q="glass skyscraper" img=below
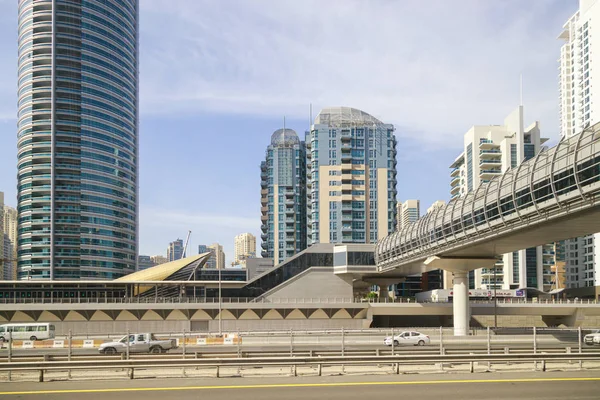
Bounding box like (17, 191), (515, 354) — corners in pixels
(260, 129), (307, 264)
(17, 0), (139, 279)
(306, 107), (397, 245)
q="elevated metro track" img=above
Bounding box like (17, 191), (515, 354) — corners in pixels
(376, 124), (600, 275)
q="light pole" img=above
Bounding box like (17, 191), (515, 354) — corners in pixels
(493, 262), (497, 329)
(218, 265), (222, 335)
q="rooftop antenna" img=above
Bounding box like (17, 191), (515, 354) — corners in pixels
(309, 103), (313, 127)
(283, 115), (286, 133)
(519, 73), (523, 106)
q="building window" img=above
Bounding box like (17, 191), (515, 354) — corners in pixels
(510, 144), (517, 168)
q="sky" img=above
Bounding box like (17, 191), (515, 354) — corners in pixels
(0, 0), (577, 264)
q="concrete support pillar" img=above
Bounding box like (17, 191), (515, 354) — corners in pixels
(379, 285), (389, 300)
(452, 271), (469, 336)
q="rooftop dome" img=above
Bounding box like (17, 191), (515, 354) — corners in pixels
(314, 107), (384, 127)
(271, 128), (300, 147)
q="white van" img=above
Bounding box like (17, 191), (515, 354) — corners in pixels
(0, 323), (56, 341)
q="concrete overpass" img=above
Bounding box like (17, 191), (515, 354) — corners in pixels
(375, 124), (600, 335)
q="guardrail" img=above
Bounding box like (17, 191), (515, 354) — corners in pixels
(2, 346), (598, 362)
(1, 296), (597, 305)
(2, 352), (599, 382)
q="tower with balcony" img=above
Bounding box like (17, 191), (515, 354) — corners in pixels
(449, 106), (552, 291)
(260, 128), (307, 264)
(306, 107), (397, 245)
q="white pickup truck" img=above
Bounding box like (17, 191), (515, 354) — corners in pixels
(98, 333), (178, 354)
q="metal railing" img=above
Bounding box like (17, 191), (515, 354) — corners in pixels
(0, 296), (597, 305)
(2, 352), (599, 382)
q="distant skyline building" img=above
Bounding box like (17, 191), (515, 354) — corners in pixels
(3, 203), (17, 281)
(397, 200), (420, 231)
(234, 233), (256, 263)
(16, 0), (139, 280)
(150, 255), (168, 266)
(199, 244), (216, 269)
(449, 106), (554, 292)
(137, 255), (154, 271)
(426, 201), (446, 214)
(208, 243), (225, 269)
(306, 107), (397, 246)
(167, 239), (184, 262)
(0, 192), (5, 279)
(260, 128), (307, 264)
(558, 0), (600, 292)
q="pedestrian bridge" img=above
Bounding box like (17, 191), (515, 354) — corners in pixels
(376, 123), (600, 274)
(375, 124), (600, 336)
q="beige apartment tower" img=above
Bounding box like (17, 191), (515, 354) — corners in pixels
(208, 243), (225, 269)
(234, 233), (256, 264)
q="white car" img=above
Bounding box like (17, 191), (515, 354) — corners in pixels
(584, 329), (600, 346)
(384, 331), (430, 346)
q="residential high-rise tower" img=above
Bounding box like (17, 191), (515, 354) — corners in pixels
(449, 106), (554, 291)
(396, 200), (419, 232)
(234, 233), (256, 263)
(167, 239), (183, 262)
(558, 0), (600, 292)
(208, 243), (225, 269)
(306, 107), (397, 245)
(260, 128), (307, 264)
(16, 0), (139, 279)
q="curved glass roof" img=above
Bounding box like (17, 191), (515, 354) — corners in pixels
(314, 107), (384, 127)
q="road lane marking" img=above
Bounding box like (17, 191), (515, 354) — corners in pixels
(1, 376), (600, 395)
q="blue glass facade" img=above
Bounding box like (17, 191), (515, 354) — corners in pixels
(17, 0), (138, 280)
(260, 129), (307, 264)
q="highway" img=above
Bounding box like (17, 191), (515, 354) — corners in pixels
(0, 371), (598, 399)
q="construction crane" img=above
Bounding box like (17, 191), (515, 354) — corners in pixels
(181, 230), (191, 260)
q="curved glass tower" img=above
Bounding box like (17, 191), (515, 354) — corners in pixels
(17, 0), (138, 280)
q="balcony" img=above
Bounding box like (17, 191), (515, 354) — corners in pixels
(479, 169), (501, 179)
(450, 185), (460, 196)
(479, 159), (502, 169)
(450, 175), (460, 187)
(285, 207), (295, 214)
(479, 139), (500, 150)
(342, 224), (352, 231)
(479, 149), (502, 159)
(450, 167), (460, 177)
(261, 188), (267, 196)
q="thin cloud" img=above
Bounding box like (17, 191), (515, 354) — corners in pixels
(139, 0), (574, 147)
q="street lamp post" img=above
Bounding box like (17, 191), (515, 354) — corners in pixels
(493, 263), (497, 329)
(218, 265), (222, 335)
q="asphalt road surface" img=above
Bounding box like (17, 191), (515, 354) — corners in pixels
(0, 371), (598, 399)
